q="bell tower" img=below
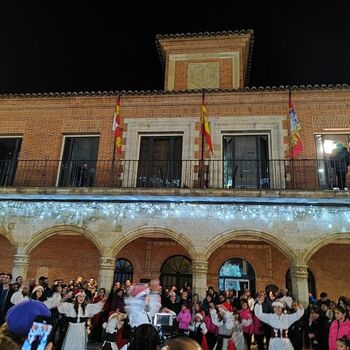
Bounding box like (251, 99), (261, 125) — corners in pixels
(156, 30), (254, 91)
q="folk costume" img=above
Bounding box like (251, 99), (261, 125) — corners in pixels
(254, 300), (304, 350)
(210, 303), (235, 350)
(57, 291), (105, 350)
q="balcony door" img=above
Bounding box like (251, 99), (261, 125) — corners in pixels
(0, 138), (22, 186)
(223, 135), (269, 189)
(58, 136), (99, 187)
(137, 136), (182, 188)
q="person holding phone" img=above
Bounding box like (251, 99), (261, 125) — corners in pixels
(0, 299), (52, 350)
(57, 290), (107, 350)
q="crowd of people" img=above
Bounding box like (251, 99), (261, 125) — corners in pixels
(0, 271), (349, 350)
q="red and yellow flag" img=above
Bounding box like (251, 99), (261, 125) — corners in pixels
(112, 95), (122, 157)
(201, 92), (214, 155)
(288, 91), (303, 158)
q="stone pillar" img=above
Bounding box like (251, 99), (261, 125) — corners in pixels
(192, 260), (208, 300)
(289, 265), (309, 307)
(98, 257), (116, 290)
(12, 253), (30, 280)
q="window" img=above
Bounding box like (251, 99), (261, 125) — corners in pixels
(218, 258), (256, 297)
(0, 137), (22, 186)
(223, 135), (269, 189)
(315, 134), (350, 189)
(115, 259), (133, 284)
(137, 136), (182, 188)
(160, 255), (192, 291)
(58, 136), (99, 187)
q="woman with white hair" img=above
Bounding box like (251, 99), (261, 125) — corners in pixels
(254, 296), (304, 350)
(57, 290), (106, 350)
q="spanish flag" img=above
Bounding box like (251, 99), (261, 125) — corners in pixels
(112, 95), (122, 157)
(288, 91), (303, 158)
(201, 92), (214, 155)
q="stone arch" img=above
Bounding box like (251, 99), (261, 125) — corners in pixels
(304, 232), (350, 264)
(111, 226), (197, 260)
(0, 227), (17, 247)
(25, 225), (104, 255)
(203, 229), (297, 264)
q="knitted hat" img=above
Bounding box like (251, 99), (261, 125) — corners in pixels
(272, 299), (286, 309)
(194, 313), (203, 320)
(6, 299), (51, 335)
(218, 302), (233, 313)
(31, 285), (44, 295)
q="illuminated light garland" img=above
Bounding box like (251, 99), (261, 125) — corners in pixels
(0, 201), (349, 233)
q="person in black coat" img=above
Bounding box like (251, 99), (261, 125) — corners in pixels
(330, 143), (350, 190)
(307, 305), (329, 350)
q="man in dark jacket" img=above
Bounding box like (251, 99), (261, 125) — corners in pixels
(0, 273), (14, 325)
(330, 143), (350, 190)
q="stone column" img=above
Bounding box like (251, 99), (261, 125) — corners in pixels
(289, 265), (309, 307)
(98, 257), (116, 290)
(12, 253), (30, 280)
(192, 260), (208, 300)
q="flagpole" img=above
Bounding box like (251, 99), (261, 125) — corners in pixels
(288, 89), (295, 189)
(200, 91), (205, 187)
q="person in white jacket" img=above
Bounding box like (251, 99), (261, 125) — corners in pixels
(10, 281), (30, 305)
(254, 296), (304, 350)
(58, 290), (106, 350)
(210, 303), (235, 350)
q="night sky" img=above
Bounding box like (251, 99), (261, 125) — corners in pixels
(1, 3), (350, 94)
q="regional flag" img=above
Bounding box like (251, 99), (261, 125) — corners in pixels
(289, 91), (303, 158)
(201, 92), (214, 155)
(112, 95), (122, 157)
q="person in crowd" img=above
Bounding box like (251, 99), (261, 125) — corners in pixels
(231, 310), (245, 350)
(28, 278), (36, 294)
(207, 287), (220, 305)
(330, 142), (350, 190)
(192, 302), (205, 322)
(0, 273), (14, 326)
(164, 292), (180, 315)
(30, 285), (62, 309)
(317, 292), (331, 309)
(241, 288), (255, 311)
(87, 278), (98, 296)
(329, 305), (350, 350)
(38, 276), (52, 298)
(57, 290), (106, 350)
(90, 287), (108, 343)
(126, 323), (162, 350)
(10, 281), (30, 305)
(188, 312), (208, 350)
(321, 301), (334, 323)
(336, 336), (350, 350)
(253, 296), (266, 350)
(0, 299), (52, 350)
(202, 294), (214, 316)
(101, 310), (126, 350)
(309, 291), (317, 304)
(14, 276), (23, 287)
(288, 300), (306, 350)
(204, 302), (218, 350)
(160, 336), (202, 350)
(254, 296), (304, 350)
(176, 302), (191, 335)
(277, 287), (294, 310)
(210, 302), (235, 350)
(239, 298), (254, 349)
(307, 305), (329, 350)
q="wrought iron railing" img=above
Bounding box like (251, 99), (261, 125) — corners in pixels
(0, 159), (348, 190)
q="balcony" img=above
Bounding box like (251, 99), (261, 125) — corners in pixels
(0, 159), (348, 191)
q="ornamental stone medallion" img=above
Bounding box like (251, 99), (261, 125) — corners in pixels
(188, 62), (219, 89)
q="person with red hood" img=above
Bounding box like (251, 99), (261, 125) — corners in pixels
(210, 302), (235, 350)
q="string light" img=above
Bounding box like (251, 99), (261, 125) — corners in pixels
(0, 200), (349, 234)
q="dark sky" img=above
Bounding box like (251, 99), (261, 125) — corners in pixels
(1, 3), (350, 94)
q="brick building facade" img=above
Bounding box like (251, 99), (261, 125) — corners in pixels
(0, 30), (349, 304)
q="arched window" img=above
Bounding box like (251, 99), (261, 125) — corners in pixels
(114, 258), (133, 284)
(285, 268), (316, 297)
(218, 258), (256, 297)
(160, 255), (192, 291)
